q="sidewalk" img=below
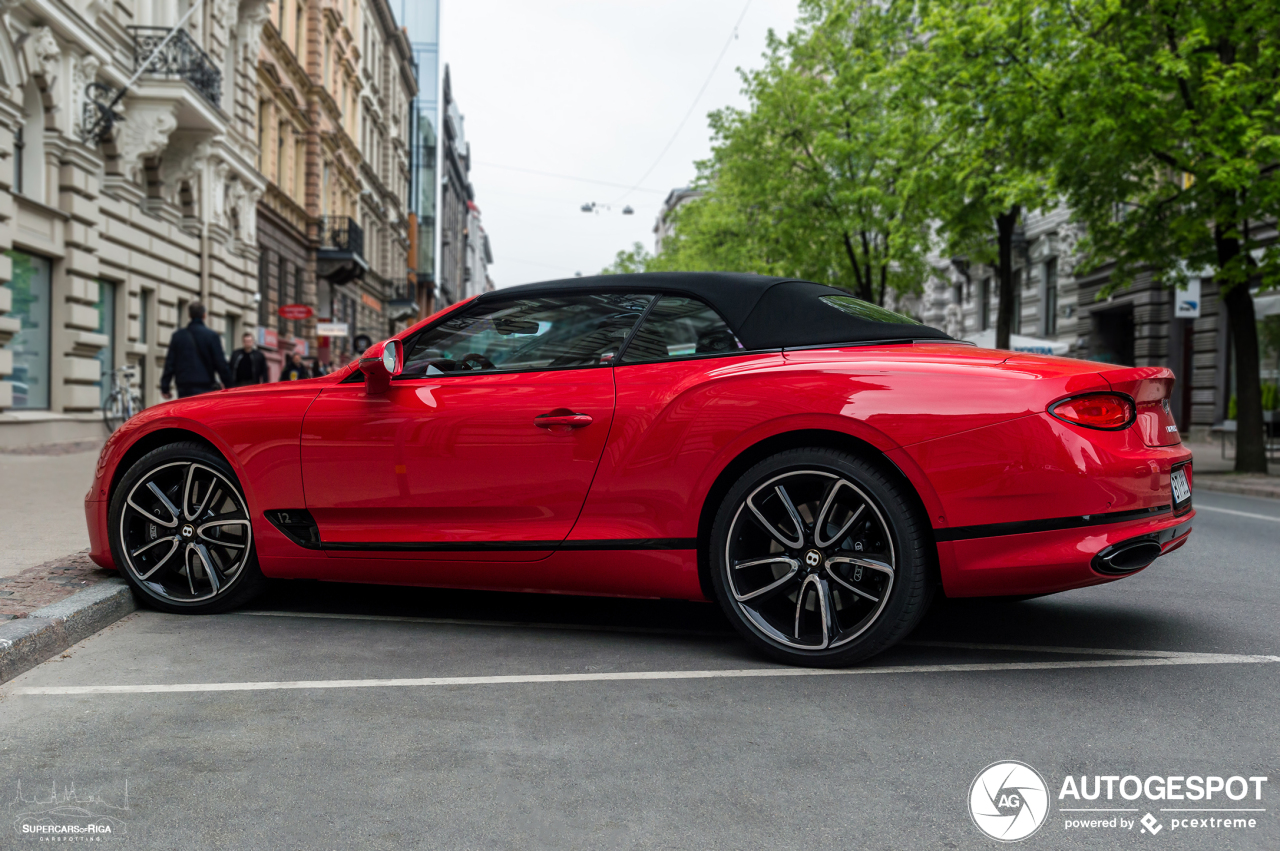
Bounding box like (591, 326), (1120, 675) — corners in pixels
(1187, 439), (1280, 500)
(0, 441), (101, 579)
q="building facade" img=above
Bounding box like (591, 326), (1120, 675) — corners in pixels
(436, 64), (471, 310)
(0, 0), (268, 445)
(255, 0), (414, 373)
(398, 0), (439, 324)
(653, 186), (702, 254)
(462, 200), (493, 298)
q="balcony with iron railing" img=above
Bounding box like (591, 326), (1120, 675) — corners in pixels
(316, 216), (368, 286)
(129, 27), (221, 107)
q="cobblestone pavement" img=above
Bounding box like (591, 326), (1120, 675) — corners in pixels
(0, 551), (114, 620)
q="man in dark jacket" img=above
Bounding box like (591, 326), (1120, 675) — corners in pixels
(228, 332), (269, 387)
(278, 352), (310, 382)
(160, 302), (233, 399)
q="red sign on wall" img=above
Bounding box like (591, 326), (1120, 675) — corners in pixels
(278, 304), (313, 320)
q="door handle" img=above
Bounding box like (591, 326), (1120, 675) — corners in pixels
(535, 410), (593, 429)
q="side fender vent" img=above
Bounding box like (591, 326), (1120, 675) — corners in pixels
(265, 509), (322, 550)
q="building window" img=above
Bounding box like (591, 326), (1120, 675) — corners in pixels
(139, 289), (151, 344)
(277, 121), (288, 184)
(1012, 269), (1023, 335)
(277, 255), (289, 335)
(13, 126), (22, 195)
(223, 314), (237, 357)
(3, 251), (53, 409)
(257, 100), (268, 172)
(258, 253), (271, 327)
(94, 281), (118, 407)
(294, 266), (304, 338)
(1044, 258), (1059, 337)
(224, 27), (238, 113)
(979, 277), (991, 331)
(295, 3), (305, 55)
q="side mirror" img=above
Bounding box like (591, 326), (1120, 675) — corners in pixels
(359, 338), (404, 394)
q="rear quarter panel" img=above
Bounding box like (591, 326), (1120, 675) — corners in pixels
(569, 344), (1113, 543)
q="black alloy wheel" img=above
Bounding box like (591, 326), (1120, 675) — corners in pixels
(108, 442), (265, 613)
(710, 447), (933, 667)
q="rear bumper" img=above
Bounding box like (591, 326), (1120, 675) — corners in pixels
(938, 507), (1193, 598)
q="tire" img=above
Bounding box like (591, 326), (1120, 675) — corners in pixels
(709, 447), (933, 667)
(108, 441), (265, 614)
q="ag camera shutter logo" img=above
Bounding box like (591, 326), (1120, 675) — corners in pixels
(969, 761), (1050, 842)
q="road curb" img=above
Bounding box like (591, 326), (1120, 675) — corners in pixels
(0, 578), (136, 684)
(1194, 478), (1280, 501)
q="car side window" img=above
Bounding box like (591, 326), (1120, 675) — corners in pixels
(399, 293), (653, 378)
(619, 295), (743, 364)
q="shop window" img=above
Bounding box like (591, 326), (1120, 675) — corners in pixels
(95, 281), (117, 407)
(2, 251), (52, 409)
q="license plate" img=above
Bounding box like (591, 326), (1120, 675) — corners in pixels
(1171, 467), (1191, 507)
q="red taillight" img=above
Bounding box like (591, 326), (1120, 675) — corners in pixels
(1049, 393), (1135, 430)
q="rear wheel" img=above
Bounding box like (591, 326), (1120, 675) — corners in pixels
(709, 447), (933, 667)
(108, 442), (265, 613)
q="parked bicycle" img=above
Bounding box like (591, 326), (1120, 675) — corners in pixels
(103, 365), (144, 432)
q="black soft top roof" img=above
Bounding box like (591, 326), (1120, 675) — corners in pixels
(476, 272), (952, 350)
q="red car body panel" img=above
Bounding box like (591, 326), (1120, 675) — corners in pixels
(299, 367), (616, 557)
(86, 322), (1193, 603)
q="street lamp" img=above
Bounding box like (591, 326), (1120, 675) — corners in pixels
(581, 202), (635, 215)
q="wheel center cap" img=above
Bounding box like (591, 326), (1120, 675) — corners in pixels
(180, 524), (195, 539)
(803, 549), (823, 569)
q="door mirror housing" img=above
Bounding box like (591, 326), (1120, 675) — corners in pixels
(359, 338), (404, 394)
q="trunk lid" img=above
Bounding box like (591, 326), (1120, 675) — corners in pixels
(1098, 366), (1181, 446)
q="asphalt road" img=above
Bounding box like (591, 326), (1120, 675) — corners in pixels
(1, 489), (1276, 850)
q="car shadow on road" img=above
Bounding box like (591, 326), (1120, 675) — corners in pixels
(249, 579), (1209, 660)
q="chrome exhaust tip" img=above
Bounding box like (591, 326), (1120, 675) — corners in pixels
(1091, 539), (1164, 575)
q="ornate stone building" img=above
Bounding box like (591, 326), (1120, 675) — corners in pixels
(0, 0), (267, 444)
(254, 0), (414, 373)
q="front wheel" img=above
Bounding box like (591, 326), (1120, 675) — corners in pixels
(108, 441), (265, 613)
(709, 448), (933, 667)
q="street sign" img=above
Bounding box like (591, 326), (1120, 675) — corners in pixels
(1175, 278), (1201, 319)
(315, 322), (349, 337)
(278, 304), (313, 320)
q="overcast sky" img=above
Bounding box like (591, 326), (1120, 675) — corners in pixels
(438, 0), (802, 287)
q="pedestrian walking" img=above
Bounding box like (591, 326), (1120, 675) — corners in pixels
(228, 332), (269, 387)
(278, 352), (310, 382)
(160, 302), (232, 399)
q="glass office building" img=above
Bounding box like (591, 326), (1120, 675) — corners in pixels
(400, 0), (440, 285)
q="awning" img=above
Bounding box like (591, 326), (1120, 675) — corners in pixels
(963, 328), (1071, 356)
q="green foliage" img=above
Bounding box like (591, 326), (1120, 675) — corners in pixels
(1263, 383), (1278, 413)
(600, 243), (654, 275)
(647, 0), (943, 304)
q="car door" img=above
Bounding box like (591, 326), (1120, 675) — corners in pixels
(300, 291), (651, 558)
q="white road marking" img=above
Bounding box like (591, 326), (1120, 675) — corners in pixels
(1195, 504), (1280, 523)
(9, 652), (1278, 696)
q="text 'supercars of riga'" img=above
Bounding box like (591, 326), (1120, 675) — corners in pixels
(87, 273), (1193, 666)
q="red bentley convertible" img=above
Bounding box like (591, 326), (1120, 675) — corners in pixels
(86, 273), (1194, 666)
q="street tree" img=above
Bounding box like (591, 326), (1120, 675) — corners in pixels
(1044, 0), (1274, 470)
(1017, 0), (1279, 473)
(651, 0), (943, 306)
(913, 0), (1059, 350)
